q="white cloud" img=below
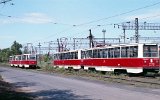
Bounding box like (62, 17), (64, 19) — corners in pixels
(0, 12), (54, 24)
(0, 35), (15, 40)
(20, 13), (53, 24)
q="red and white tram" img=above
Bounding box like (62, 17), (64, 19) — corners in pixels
(53, 43), (160, 74)
(9, 54), (37, 68)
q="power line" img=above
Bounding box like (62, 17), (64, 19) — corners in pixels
(140, 14), (160, 20)
(0, 0), (13, 17)
(0, 0), (12, 4)
(76, 1), (160, 26)
(30, 12), (160, 47)
(21, 1), (160, 47)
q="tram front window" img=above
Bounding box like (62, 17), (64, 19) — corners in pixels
(29, 55), (36, 60)
(143, 45), (158, 57)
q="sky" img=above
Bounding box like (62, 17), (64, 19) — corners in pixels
(0, 0), (160, 49)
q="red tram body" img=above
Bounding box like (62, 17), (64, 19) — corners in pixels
(53, 43), (160, 74)
(9, 54), (37, 68)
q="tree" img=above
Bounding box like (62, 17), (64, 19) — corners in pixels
(10, 41), (22, 55)
(0, 48), (11, 62)
(0, 41), (22, 63)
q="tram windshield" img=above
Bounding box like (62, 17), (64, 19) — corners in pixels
(29, 55), (37, 60)
(143, 45), (158, 57)
(9, 56), (12, 60)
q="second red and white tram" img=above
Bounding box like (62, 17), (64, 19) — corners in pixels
(9, 54), (37, 68)
(53, 43), (160, 74)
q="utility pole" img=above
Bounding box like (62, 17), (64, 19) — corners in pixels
(88, 29), (94, 48)
(73, 38), (76, 50)
(135, 18), (139, 43)
(44, 41), (53, 55)
(89, 29), (92, 48)
(48, 41), (51, 55)
(37, 42), (41, 64)
(123, 28), (126, 43)
(37, 43), (41, 55)
(102, 29), (106, 46)
(57, 39), (60, 52)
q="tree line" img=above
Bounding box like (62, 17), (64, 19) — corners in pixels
(0, 41), (22, 62)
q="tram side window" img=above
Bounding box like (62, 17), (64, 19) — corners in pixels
(65, 53), (68, 59)
(56, 54), (60, 60)
(63, 53), (66, 59)
(81, 51), (86, 59)
(53, 54), (55, 59)
(18, 56), (21, 60)
(71, 52), (78, 59)
(22, 55), (28, 60)
(75, 52), (78, 59)
(121, 47), (128, 57)
(59, 54), (62, 60)
(130, 46), (138, 57)
(69, 52), (72, 59)
(57, 54), (60, 60)
(86, 50), (92, 58)
(103, 49), (108, 58)
(22, 55), (25, 60)
(60, 54), (63, 59)
(68, 53), (70, 59)
(69, 53), (71, 59)
(61, 53), (65, 59)
(66, 53), (69, 59)
(114, 47), (120, 58)
(143, 45), (158, 57)
(108, 48), (114, 58)
(85, 51), (88, 58)
(97, 49), (101, 58)
(9, 56), (12, 61)
(63, 53), (65, 59)
(99, 49), (104, 58)
(93, 49), (98, 58)
(53, 54), (57, 60)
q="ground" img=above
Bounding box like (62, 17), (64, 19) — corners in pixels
(0, 75), (34, 100)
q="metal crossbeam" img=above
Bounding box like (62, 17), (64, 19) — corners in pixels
(117, 18), (160, 43)
(130, 37), (160, 40)
(122, 22), (160, 30)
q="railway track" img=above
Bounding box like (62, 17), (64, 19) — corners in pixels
(104, 75), (160, 88)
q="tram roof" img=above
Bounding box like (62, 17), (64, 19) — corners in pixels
(54, 43), (159, 54)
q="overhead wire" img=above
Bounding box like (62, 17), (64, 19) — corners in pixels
(45, 1), (160, 41)
(113, 14), (160, 27)
(75, 1), (160, 26)
(35, 11), (160, 44)
(3, 1), (159, 46)
(139, 14), (160, 20)
(0, 0), (13, 17)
